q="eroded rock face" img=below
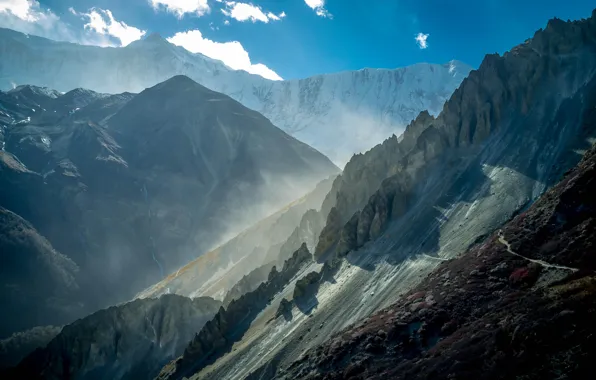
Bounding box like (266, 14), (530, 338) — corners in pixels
(293, 271), (322, 300)
(334, 176), (412, 257)
(157, 244), (313, 380)
(222, 262), (276, 306)
(313, 9), (596, 263)
(272, 208), (327, 265)
(279, 138), (596, 380)
(7, 295), (221, 380)
(314, 207), (343, 259)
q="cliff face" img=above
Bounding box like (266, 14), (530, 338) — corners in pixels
(314, 10), (596, 261)
(279, 139), (596, 379)
(157, 244), (313, 380)
(8, 295), (221, 380)
(222, 262), (276, 306)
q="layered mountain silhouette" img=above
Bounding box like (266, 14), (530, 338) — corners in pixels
(0, 28), (471, 165)
(0, 75), (338, 338)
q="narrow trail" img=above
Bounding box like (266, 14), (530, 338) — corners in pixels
(421, 254), (450, 262)
(497, 230), (579, 272)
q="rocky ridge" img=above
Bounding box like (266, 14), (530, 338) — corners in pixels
(7, 295), (222, 380)
(277, 139), (596, 380)
(157, 244), (314, 380)
(314, 10), (596, 261)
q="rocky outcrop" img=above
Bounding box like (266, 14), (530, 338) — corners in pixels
(7, 295), (221, 380)
(157, 244), (313, 380)
(314, 207), (343, 259)
(293, 271), (322, 300)
(280, 139), (596, 380)
(222, 262), (275, 306)
(333, 175), (412, 257)
(269, 208), (327, 265)
(275, 298), (293, 320)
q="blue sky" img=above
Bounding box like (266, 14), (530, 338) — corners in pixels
(1, 0), (595, 80)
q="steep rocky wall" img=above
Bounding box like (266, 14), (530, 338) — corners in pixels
(222, 262), (276, 306)
(314, 10), (596, 263)
(157, 244), (314, 380)
(280, 140), (596, 379)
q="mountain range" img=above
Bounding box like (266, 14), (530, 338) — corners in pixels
(0, 28), (471, 166)
(151, 10), (596, 380)
(0, 74), (338, 339)
(2, 8), (596, 380)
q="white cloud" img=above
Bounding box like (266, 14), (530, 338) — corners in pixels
(0, 0), (37, 21)
(304, 0), (331, 18)
(415, 32), (429, 49)
(221, 2), (285, 23)
(0, 0), (97, 43)
(79, 8), (146, 46)
(0, 1), (145, 47)
(149, 0), (210, 18)
(167, 29), (282, 80)
(267, 11), (286, 21)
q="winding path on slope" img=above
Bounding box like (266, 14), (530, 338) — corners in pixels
(497, 230), (579, 272)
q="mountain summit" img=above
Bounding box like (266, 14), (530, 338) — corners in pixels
(0, 75), (338, 339)
(0, 28), (471, 165)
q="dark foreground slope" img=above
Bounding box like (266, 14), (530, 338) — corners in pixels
(0, 76), (338, 337)
(279, 140), (596, 380)
(5, 295), (221, 380)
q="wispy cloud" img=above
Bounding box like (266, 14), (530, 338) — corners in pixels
(149, 0), (210, 18)
(0, 0), (39, 21)
(221, 2), (285, 23)
(73, 8), (146, 46)
(0, 1), (146, 47)
(304, 0), (332, 18)
(415, 32), (429, 49)
(0, 0), (105, 45)
(167, 29), (282, 80)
